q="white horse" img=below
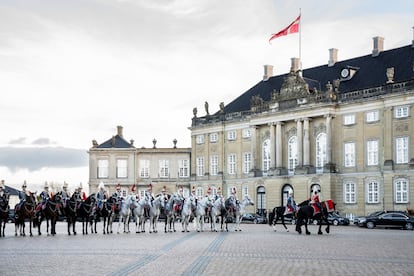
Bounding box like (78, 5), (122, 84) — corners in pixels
(132, 193), (150, 233)
(148, 195), (165, 233)
(210, 196), (226, 232)
(195, 196), (213, 232)
(116, 195), (135, 234)
(181, 196), (195, 232)
(234, 196), (255, 231)
(164, 194), (182, 233)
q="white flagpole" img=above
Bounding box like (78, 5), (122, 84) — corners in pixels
(299, 9), (302, 75)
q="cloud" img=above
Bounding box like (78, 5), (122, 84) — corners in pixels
(0, 147), (88, 172)
(32, 137), (56, 145)
(9, 137), (27, 145)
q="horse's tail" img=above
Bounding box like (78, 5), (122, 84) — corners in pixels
(268, 208), (275, 226)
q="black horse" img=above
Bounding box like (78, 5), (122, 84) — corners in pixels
(91, 195), (117, 234)
(34, 193), (62, 236)
(268, 206), (295, 232)
(0, 193), (10, 237)
(77, 193), (96, 235)
(295, 199), (335, 235)
(222, 196), (237, 231)
(14, 192), (36, 237)
(61, 191), (82, 235)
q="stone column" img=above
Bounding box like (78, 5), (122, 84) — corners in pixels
(276, 122), (283, 168)
(251, 126), (258, 173)
(325, 115), (332, 164)
(303, 118), (310, 166)
(296, 119), (303, 167)
(269, 123), (276, 169)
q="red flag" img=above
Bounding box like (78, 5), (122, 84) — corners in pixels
(269, 14), (301, 43)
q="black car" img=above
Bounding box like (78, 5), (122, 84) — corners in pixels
(241, 213), (267, 224)
(311, 212), (349, 226)
(359, 212), (414, 230)
(356, 210), (407, 227)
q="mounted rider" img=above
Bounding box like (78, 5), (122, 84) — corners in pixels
(39, 182), (51, 210)
(15, 181), (29, 214)
(77, 183), (87, 201)
(61, 182), (70, 208)
(96, 182), (108, 210)
(0, 180), (8, 200)
(284, 191), (297, 215)
(309, 190), (322, 214)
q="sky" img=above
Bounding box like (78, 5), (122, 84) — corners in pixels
(0, 0), (413, 192)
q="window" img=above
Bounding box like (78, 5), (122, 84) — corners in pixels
(395, 178), (409, 203)
(367, 140), (379, 166)
(227, 130), (236, 141)
(228, 153), (236, 175)
(243, 152), (252, 174)
(179, 159), (189, 177)
(139, 160), (150, 178)
(242, 186), (248, 198)
(262, 139), (271, 174)
(196, 187), (203, 198)
(196, 135), (204, 144)
(316, 133), (326, 172)
(344, 142), (355, 167)
(343, 114), (355, 125)
(395, 106), (409, 118)
(98, 159), (109, 178)
(288, 136), (298, 174)
(159, 160), (169, 178)
(366, 110), (379, 123)
(396, 136), (409, 164)
(210, 133), (218, 143)
(116, 159), (127, 178)
(344, 182), (356, 204)
(242, 128), (252, 138)
(367, 180), (379, 203)
(210, 155), (218, 176)
(196, 157), (204, 177)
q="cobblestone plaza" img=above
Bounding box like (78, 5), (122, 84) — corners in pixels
(1, 222), (413, 275)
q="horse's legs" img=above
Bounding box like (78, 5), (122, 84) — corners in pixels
(281, 215), (289, 232)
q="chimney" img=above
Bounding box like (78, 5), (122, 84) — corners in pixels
(117, 125), (123, 137)
(290, 57), (300, 73)
(263, 65), (273, 81)
(328, 48), (338, 67)
(372, 36), (384, 57)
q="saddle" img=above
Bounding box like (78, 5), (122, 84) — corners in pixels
(311, 204), (321, 215)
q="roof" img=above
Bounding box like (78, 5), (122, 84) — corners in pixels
(4, 185), (20, 196)
(96, 135), (134, 149)
(224, 45), (414, 113)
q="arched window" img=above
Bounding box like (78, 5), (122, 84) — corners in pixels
(288, 136), (298, 174)
(256, 186), (266, 215)
(316, 133), (327, 173)
(262, 139), (271, 175)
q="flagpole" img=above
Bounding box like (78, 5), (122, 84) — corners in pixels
(299, 9), (302, 75)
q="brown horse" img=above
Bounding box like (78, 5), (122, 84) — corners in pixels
(34, 193), (62, 236)
(14, 193), (36, 237)
(0, 193), (10, 237)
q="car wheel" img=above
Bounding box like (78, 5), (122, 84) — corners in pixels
(366, 221), (375, 229)
(405, 223), (413, 230)
(313, 220), (318, 225)
(333, 219), (339, 226)
(253, 219), (258, 224)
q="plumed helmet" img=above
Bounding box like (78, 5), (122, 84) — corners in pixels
(217, 187), (221, 194)
(162, 186), (166, 193)
(22, 180), (27, 188)
(44, 182), (49, 189)
(131, 184), (136, 192)
(63, 182), (68, 188)
(116, 183), (121, 190)
(192, 186), (196, 193)
(98, 181), (105, 190)
(207, 187), (212, 194)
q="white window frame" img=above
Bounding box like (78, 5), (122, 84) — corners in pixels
(394, 178), (409, 203)
(139, 160), (150, 178)
(159, 160), (169, 178)
(243, 152), (252, 174)
(242, 128), (252, 138)
(227, 130), (236, 141)
(344, 142), (355, 167)
(196, 135), (205, 144)
(366, 110), (379, 123)
(179, 159), (189, 178)
(209, 133), (218, 143)
(288, 136), (298, 174)
(367, 180), (380, 204)
(228, 153), (236, 175)
(196, 187), (203, 198)
(262, 139), (271, 174)
(98, 159), (109, 178)
(316, 133), (326, 172)
(367, 140), (379, 166)
(344, 181), (356, 204)
(196, 157), (204, 177)
(242, 186), (248, 198)
(343, 114), (356, 125)
(395, 106), (409, 118)
(395, 136), (409, 164)
(116, 159), (128, 178)
(210, 155), (218, 176)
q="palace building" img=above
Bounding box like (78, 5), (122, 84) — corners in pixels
(89, 35), (414, 218)
(189, 36), (414, 218)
